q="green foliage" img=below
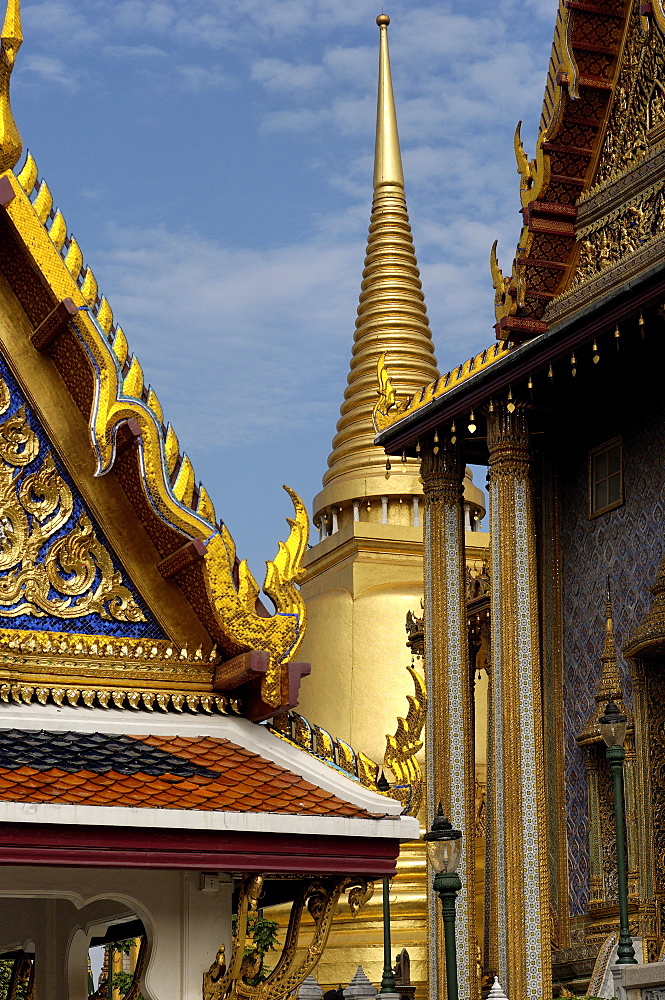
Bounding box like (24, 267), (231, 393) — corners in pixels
(111, 969), (145, 999)
(246, 914), (279, 956)
(114, 939), (136, 957)
(231, 912), (280, 985)
(231, 912), (279, 959)
(100, 940), (144, 1000)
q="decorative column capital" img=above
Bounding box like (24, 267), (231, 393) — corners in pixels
(487, 402), (531, 479)
(420, 438), (463, 506)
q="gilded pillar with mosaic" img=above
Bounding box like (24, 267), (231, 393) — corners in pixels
(486, 401), (551, 1000)
(421, 434), (478, 1000)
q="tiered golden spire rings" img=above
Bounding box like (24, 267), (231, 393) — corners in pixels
(323, 13), (438, 487)
(0, 0), (22, 173)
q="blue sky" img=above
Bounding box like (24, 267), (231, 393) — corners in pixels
(12, 0), (559, 582)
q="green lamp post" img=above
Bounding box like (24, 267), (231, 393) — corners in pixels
(380, 875), (397, 993)
(599, 698), (637, 965)
(377, 771), (397, 994)
(425, 804), (463, 1000)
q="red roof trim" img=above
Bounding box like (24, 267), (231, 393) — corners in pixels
(0, 823), (401, 876)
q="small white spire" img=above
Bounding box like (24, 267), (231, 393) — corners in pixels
(488, 976), (509, 1000)
(343, 966), (378, 999)
(298, 975), (324, 1000)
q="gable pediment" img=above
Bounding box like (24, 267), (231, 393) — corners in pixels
(547, 2), (665, 320)
(0, 350), (162, 639)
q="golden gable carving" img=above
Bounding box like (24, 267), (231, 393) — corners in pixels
(0, 380), (145, 623)
(596, 1), (665, 188)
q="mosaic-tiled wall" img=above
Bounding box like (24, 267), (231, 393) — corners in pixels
(0, 352), (164, 640)
(558, 396), (665, 915)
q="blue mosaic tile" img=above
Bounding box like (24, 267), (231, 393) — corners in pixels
(560, 399), (665, 915)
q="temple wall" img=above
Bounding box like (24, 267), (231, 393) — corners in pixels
(556, 394), (665, 915)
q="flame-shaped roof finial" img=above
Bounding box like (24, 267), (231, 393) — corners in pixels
(0, 0), (22, 173)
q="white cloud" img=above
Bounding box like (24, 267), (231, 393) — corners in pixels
(14, 0), (563, 572)
(176, 64), (235, 92)
(93, 224), (362, 452)
(20, 53), (80, 91)
(22, 0), (98, 46)
(251, 58), (325, 94)
(102, 44), (167, 59)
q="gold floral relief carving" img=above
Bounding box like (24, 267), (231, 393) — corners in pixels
(204, 875), (373, 1000)
(0, 380), (145, 623)
(596, 1), (663, 187)
(573, 181), (665, 286)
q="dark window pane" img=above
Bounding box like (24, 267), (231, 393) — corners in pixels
(608, 473), (621, 504)
(595, 481), (608, 511)
(608, 445), (621, 476)
(595, 451), (608, 480)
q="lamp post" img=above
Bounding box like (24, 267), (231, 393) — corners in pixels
(599, 698), (636, 965)
(425, 804), (463, 1000)
(377, 771), (397, 994)
(380, 876), (397, 993)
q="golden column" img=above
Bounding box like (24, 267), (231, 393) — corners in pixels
(486, 401), (551, 1000)
(421, 435), (478, 1000)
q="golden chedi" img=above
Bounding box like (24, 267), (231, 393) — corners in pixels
(293, 14), (489, 996)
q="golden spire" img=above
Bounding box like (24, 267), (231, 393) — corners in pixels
(314, 14), (438, 519)
(596, 579), (623, 706)
(374, 13), (404, 190)
(578, 580), (628, 745)
(0, 0), (22, 173)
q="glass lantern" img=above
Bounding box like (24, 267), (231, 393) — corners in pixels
(424, 804), (463, 874)
(599, 698), (627, 748)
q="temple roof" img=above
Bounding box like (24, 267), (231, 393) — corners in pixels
(0, 704), (419, 864)
(0, 729), (378, 817)
(375, 0), (665, 442)
(490, 0), (630, 343)
(373, 340), (513, 437)
(0, 0), (312, 722)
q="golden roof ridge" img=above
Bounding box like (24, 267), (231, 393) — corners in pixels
(375, 339), (513, 432)
(320, 14), (438, 501)
(3, 149), (309, 711)
(270, 710), (381, 791)
(14, 152), (219, 531)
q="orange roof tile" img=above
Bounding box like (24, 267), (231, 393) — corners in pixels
(0, 730), (379, 818)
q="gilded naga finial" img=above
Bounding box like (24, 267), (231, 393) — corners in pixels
(372, 353), (399, 432)
(0, 0), (22, 173)
(514, 119), (550, 208)
(382, 643), (427, 816)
